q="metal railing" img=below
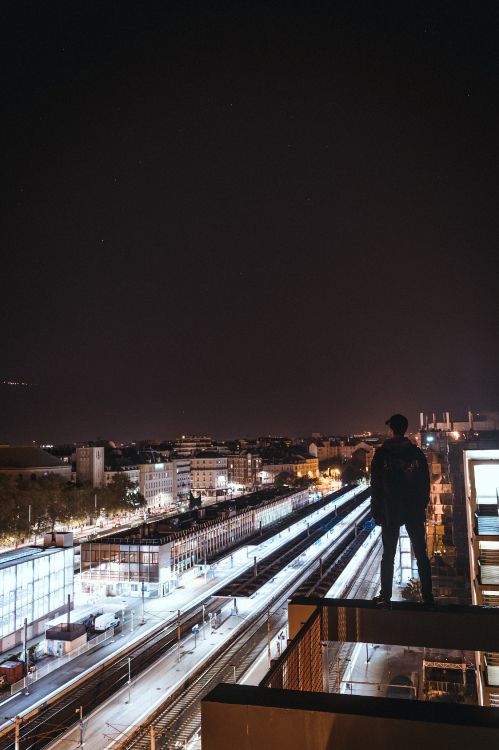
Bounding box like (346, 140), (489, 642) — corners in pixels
(262, 606), (328, 692)
(9, 627), (115, 697)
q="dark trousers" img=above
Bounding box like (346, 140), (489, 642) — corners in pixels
(380, 517), (433, 599)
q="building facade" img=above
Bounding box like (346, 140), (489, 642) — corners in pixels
(76, 447), (104, 488)
(139, 463), (174, 510)
(172, 459), (191, 502)
(420, 417), (499, 605)
(0, 541), (74, 652)
(261, 457), (319, 483)
(191, 453), (228, 498)
(104, 467), (140, 486)
(227, 453), (262, 493)
(80, 487), (310, 597)
(463, 448), (499, 707)
(174, 436), (213, 457)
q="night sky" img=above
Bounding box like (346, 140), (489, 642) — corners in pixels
(2, 2), (498, 443)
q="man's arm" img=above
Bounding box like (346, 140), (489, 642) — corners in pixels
(370, 448), (385, 524)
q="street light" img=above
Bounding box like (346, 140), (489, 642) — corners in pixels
(126, 657), (131, 703)
(75, 706), (84, 748)
(192, 624), (199, 648)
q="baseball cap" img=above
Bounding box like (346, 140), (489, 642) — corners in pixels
(385, 414), (409, 433)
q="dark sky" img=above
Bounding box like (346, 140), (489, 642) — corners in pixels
(2, 1), (498, 443)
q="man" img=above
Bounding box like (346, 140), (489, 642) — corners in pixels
(370, 413), (434, 606)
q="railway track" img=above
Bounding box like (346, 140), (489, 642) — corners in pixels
(0, 486), (362, 750)
(113, 498), (375, 749)
(1, 489), (373, 750)
(0, 599), (223, 750)
(207, 484), (357, 564)
(293, 514), (375, 597)
(215, 488), (370, 597)
(328, 533), (382, 692)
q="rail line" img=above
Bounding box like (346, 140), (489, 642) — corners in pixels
(0, 485), (361, 750)
(0, 599), (223, 750)
(113, 496), (375, 749)
(215, 487), (370, 597)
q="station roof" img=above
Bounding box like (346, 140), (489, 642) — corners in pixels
(0, 545), (68, 570)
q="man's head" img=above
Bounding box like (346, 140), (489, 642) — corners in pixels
(385, 413), (409, 436)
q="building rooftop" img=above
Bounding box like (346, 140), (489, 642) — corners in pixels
(0, 446), (68, 469)
(0, 545), (69, 570)
(192, 451), (227, 459)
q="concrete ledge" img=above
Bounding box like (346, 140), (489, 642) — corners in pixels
(289, 597), (499, 652)
(202, 683), (499, 750)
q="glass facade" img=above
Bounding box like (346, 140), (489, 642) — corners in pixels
(81, 543), (160, 582)
(0, 547), (74, 640)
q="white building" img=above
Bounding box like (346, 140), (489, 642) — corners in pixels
(191, 452), (228, 498)
(104, 467), (140, 486)
(76, 447), (104, 488)
(139, 463), (174, 510)
(0, 540), (74, 653)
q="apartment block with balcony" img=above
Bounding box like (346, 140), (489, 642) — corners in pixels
(174, 436), (213, 457)
(463, 448), (499, 706)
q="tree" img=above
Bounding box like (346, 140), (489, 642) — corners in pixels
(274, 471), (295, 487)
(96, 475), (145, 517)
(30, 475), (75, 533)
(0, 476), (25, 544)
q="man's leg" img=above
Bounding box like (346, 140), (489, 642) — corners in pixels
(405, 516), (433, 600)
(380, 524), (400, 600)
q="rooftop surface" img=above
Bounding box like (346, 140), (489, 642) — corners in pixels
(0, 545), (69, 570)
(0, 446), (68, 469)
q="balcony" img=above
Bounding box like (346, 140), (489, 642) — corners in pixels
(201, 598), (499, 750)
(475, 512), (499, 538)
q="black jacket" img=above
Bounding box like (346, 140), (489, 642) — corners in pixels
(370, 437), (430, 526)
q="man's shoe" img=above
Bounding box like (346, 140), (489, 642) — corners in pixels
(422, 594), (435, 606)
(372, 594), (391, 608)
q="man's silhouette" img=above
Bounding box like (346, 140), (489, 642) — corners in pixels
(371, 413), (434, 606)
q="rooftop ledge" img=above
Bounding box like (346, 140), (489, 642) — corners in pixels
(287, 596), (499, 653)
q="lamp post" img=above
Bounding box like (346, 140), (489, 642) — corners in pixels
(177, 609), (181, 663)
(192, 624), (199, 648)
(75, 706), (84, 748)
(127, 657), (131, 703)
(23, 618), (29, 695)
(140, 580), (145, 625)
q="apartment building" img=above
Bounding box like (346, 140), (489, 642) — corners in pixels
(174, 436), (213, 457)
(227, 453), (262, 492)
(261, 456), (319, 483)
(139, 462), (174, 510)
(191, 452), (228, 498)
(463, 448), (499, 706)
